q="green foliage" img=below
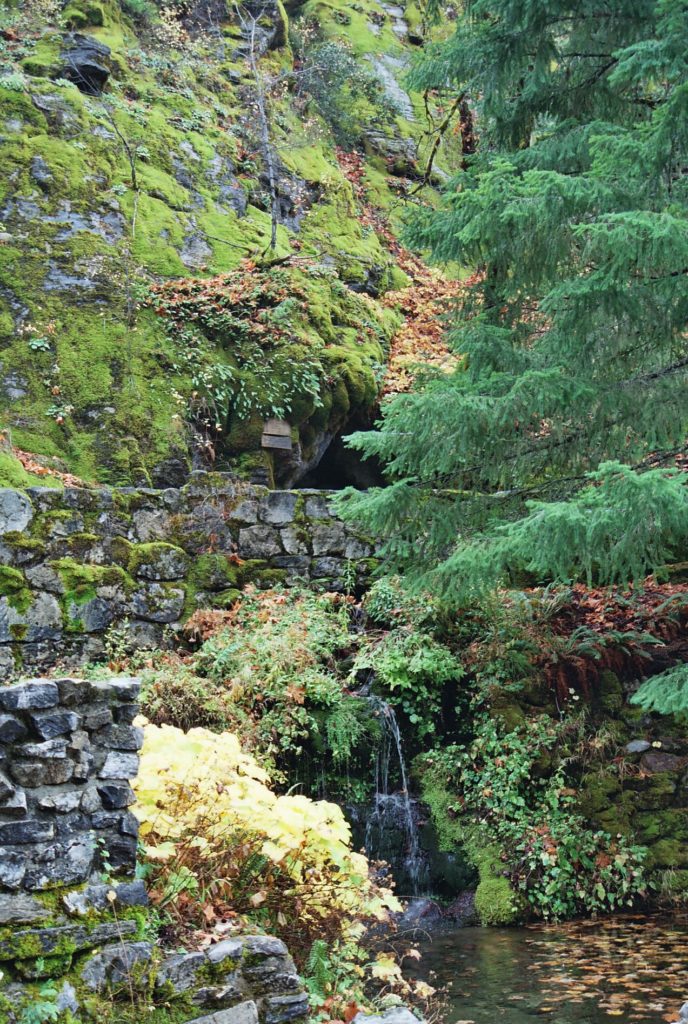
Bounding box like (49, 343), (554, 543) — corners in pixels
(631, 663), (688, 716)
(143, 587), (377, 781)
(18, 983), (61, 1024)
(420, 713), (648, 920)
(353, 628), (462, 740)
(340, 0), (688, 604)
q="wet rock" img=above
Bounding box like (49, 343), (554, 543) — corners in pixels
(641, 750), (684, 773)
(369, 54), (414, 119)
(626, 739), (651, 754)
(43, 260), (98, 292)
(61, 33), (111, 95)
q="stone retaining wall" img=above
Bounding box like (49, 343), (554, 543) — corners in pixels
(0, 675), (310, 1024)
(0, 471), (376, 680)
(0, 675), (141, 893)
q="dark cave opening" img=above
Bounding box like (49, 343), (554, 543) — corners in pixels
(298, 433), (387, 490)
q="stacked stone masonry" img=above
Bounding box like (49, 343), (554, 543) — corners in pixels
(0, 675), (310, 1024)
(0, 471), (377, 680)
(0, 675), (141, 893)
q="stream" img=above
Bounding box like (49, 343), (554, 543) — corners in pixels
(409, 916), (688, 1024)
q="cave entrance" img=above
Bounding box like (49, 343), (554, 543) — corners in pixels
(298, 432), (386, 489)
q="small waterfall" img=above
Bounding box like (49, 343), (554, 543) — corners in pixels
(364, 697), (428, 896)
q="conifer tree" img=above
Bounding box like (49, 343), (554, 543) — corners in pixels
(339, 0), (688, 609)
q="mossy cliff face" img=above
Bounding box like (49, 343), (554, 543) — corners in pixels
(0, 0), (463, 487)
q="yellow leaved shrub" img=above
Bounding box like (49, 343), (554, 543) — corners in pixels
(133, 721), (400, 960)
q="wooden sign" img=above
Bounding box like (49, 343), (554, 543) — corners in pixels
(261, 418), (292, 451)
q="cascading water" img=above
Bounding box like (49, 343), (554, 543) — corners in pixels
(364, 696), (429, 896)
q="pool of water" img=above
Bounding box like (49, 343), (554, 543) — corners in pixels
(411, 916), (688, 1024)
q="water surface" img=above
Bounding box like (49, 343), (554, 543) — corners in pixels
(412, 917), (688, 1024)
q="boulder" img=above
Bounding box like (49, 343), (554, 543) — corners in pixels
(61, 34), (111, 95)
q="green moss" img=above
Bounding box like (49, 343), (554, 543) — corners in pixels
(645, 838), (688, 870)
(596, 669), (624, 713)
(62, 1), (106, 29)
(0, 566), (32, 613)
(0, 452), (61, 489)
(474, 876), (519, 926)
(0, 532), (46, 560)
(54, 558), (132, 609)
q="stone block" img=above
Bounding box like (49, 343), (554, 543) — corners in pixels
(132, 543), (188, 581)
(189, 1001), (259, 1024)
(96, 781), (135, 809)
(0, 592), (62, 644)
(0, 821), (55, 844)
(0, 920), (137, 961)
(263, 993), (309, 1023)
(36, 790), (82, 813)
(0, 893), (47, 925)
(17, 738), (68, 759)
(101, 832), (138, 870)
(11, 759), (74, 787)
(259, 492), (298, 525)
(130, 584), (185, 623)
(242, 936), (289, 959)
(156, 951), (207, 993)
(311, 557), (343, 579)
(0, 788), (27, 817)
(81, 940), (153, 992)
(0, 681), (59, 711)
(82, 702), (114, 730)
(238, 525), (282, 559)
(279, 527), (308, 556)
(229, 500), (258, 524)
(311, 522), (347, 556)
(99, 751), (139, 779)
(29, 709), (80, 739)
(304, 495), (332, 519)
(0, 489), (34, 536)
(0, 845), (28, 888)
(95, 724), (144, 751)
(0, 766), (15, 800)
(0, 715), (28, 744)
(63, 879), (148, 916)
(207, 938), (245, 964)
(56, 678), (92, 706)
